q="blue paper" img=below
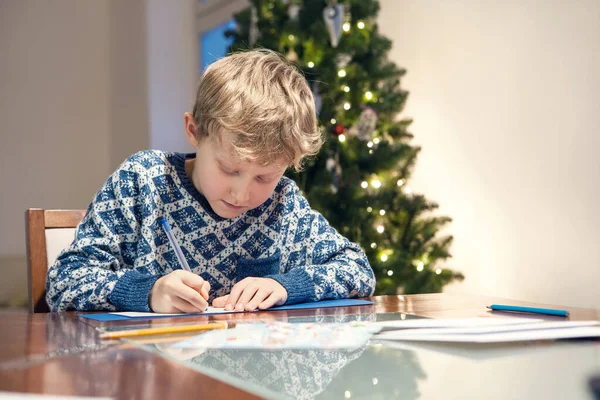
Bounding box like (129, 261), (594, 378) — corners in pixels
(79, 299), (375, 322)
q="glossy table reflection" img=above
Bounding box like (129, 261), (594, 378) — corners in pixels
(0, 294), (598, 399)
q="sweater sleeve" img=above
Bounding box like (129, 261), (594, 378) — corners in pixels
(266, 183), (376, 305)
(46, 157), (161, 312)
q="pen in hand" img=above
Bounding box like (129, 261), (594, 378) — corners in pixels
(161, 218), (192, 272)
(159, 218), (210, 308)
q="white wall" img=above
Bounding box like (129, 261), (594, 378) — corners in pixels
(109, 0), (151, 167)
(0, 0), (197, 306)
(379, 0), (600, 308)
(0, 1), (113, 304)
(147, 0), (198, 152)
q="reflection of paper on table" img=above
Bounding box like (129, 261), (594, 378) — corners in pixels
(375, 317), (544, 330)
(171, 321), (382, 350)
(113, 307), (230, 318)
(375, 321), (600, 343)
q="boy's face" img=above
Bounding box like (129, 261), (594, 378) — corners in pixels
(184, 113), (288, 219)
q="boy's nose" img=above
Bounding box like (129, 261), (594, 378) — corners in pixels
(230, 182), (251, 205)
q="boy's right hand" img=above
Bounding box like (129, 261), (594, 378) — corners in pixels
(149, 270), (210, 313)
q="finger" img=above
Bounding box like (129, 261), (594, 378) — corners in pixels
(177, 284), (209, 311)
(245, 287), (272, 311)
(212, 295), (228, 308)
(225, 279), (251, 311)
(200, 280), (211, 300)
(258, 293), (283, 310)
(178, 271), (209, 293)
(171, 296), (205, 314)
(236, 284), (261, 310)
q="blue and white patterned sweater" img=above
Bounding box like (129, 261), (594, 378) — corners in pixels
(47, 150), (375, 312)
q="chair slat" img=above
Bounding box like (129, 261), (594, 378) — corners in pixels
(44, 210), (86, 228)
(26, 209), (50, 313)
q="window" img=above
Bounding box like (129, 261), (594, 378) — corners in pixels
(200, 19), (236, 71)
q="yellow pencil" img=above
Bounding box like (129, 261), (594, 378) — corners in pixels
(99, 322), (228, 340)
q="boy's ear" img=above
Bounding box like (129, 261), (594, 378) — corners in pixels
(184, 112), (199, 147)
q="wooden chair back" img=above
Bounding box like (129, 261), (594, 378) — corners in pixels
(25, 209), (86, 313)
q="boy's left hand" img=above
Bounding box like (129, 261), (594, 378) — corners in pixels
(212, 277), (287, 311)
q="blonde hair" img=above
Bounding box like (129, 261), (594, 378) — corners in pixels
(192, 49), (323, 171)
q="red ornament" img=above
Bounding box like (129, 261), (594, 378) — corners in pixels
(332, 123), (347, 136)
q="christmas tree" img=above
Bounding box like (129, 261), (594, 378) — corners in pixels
(226, 0), (464, 294)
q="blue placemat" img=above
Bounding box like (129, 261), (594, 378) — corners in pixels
(79, 299), (376, 322)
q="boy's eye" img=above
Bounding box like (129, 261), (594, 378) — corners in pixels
(221, 167), (238, 176)
(256, 176), (274, 183)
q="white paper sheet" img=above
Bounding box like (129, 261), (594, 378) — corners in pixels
(375, 321), (600, 343)
(113, 306), (231, 318)
(171, 321), (382, 350)
(377, 320), (598, 336)
(375, 317), (544, 330)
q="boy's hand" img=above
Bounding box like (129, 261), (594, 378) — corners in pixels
(149, 270), (211, 313)
(212, 277), (288, 312)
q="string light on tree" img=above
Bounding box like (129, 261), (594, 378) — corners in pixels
(343, 86), (350, 92)
(379, 209), (386, 216)
(342, 22), (351, 32)
(416, 261), (424, 272)
(357, 21), (365, 29)
(371, 178), (381, 188)
(403, 186), (413, 195)
(436, 268), (442, 275)
(343, 102), (351, 110)
(397, 179), (404, 187)
(338, 69), (347, 78)
(376, 225), (384, 233)
(361, 181), (368, 189)
(370, 242), (377, 248)
(367, 207), (373, 212)
(308, 61), (315, 68)
(373, 138), (380, 144)
(330, 118), (336, 124)
(367, 141), (373, 148)
(364, 91), (373, 100)
(387, 270), (393, 276)
(338, 134), (346, 143)
(380, 254), (388, 262)
(288, 34), (295, 41)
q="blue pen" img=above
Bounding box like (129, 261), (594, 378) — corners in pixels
(487, 304), (569, 317)
(160, 218), (192, 272)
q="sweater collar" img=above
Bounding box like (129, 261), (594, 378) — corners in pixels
(169, 152), (226, 222)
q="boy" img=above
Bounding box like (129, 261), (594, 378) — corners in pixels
(47, 49), (375, 312)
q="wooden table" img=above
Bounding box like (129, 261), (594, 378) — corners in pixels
(0, 294), (598, 399)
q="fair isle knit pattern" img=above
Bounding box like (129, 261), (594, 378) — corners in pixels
(47, 150), (375, 312)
